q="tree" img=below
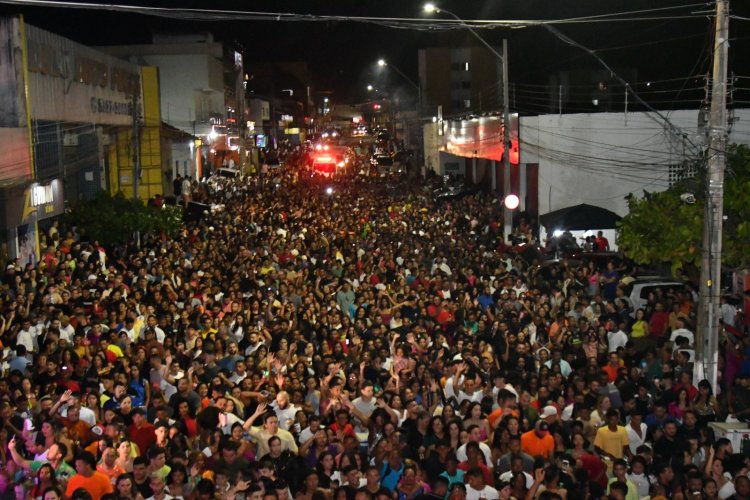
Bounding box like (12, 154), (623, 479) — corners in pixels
(65, 191), (183, 246)
(617, 144), (750, 276)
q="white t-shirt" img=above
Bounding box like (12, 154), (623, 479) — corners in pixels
(626, 421), (648, 454)
(456, 441), (492, 465)
(466, 484), (499, 500)
(499, 470), (534, 489)
(607, 330), (628, 353)
(670, 328), (694, 345)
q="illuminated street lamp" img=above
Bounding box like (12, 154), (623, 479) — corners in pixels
(376, 58), (420, 106)
(424, 2), (514, 240)
(367, 85), (374, 91)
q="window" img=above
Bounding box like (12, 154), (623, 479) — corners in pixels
(450, 63), (461, 71)
(461, 81), (471, 89)
(465, 62), (470, 71)
(464, 99), (471, 108)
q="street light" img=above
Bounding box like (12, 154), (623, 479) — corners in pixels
(424, 2), (514, 240)
(376, 58), (420, 104)
(367, 85), (374, 91)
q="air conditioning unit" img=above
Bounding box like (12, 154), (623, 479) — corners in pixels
(63, 133), (78, 147)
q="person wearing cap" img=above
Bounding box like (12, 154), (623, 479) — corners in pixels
(520, 420), (554, 460)
(540, 404), (559, 427)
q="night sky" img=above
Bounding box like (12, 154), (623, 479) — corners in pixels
(2, 0), (749, 110)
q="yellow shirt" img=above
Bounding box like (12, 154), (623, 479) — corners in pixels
(594, 425), (629, 459)
(631, 320), (647, 339)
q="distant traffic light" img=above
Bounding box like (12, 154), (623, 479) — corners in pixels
(373, 103), (381, 110)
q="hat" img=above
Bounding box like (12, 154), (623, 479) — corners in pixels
(541, 405), (558, 418)
(537, 421), (550, 431)
(88, 274), (97, 281)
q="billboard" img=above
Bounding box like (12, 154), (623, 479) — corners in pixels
(24, 23), (142, 126)
(442, 114), (519, 164)
(0, 17), (32, 183)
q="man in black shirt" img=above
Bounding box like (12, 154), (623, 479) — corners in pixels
(132, 456), (153, 498)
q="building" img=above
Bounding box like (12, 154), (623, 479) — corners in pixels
(0, 16), (162, 266)
(423, 107), (750, 243)
(246, 61), (315, 145)
(101, 33), (248, 179)
(419, 46), (502, 118)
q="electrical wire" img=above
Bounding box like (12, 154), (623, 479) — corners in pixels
(0, 0), (710, 30)
(542, 24), (705, 159)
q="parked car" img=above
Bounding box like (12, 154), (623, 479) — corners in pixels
(623, 277), (695, 315)
(371, 154), (396, 175)
(206, 168), (241, 191)
(433, 182), (481, 201)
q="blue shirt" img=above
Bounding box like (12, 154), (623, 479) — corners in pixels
(380, 461), (405, 492)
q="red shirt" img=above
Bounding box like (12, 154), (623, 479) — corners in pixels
(649, 311), (669, 338)
(458, 461), (493, 484)
(127, 422), (156, 455)
(578, 453), (608, 489)
(603, 364), (619, 383)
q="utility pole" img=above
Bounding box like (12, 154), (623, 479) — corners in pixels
(502, 39), (513, 241)
(132, 89), (141, 201)
(696, 0), (729, 392)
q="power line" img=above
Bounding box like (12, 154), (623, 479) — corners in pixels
(0, 0), (710, 29)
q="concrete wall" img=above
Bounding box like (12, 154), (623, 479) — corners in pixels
(141, 54), (224, 134)
(520, 109), (750, 216)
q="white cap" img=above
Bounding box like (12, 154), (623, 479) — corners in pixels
(541, 405), (558, 418)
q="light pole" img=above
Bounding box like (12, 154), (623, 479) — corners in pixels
(377, 58), (423, 169)
(424, 3), (513, 241)
(377, 59), (421, 111)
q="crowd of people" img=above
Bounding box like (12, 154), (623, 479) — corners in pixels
(0, 157), (748, 500)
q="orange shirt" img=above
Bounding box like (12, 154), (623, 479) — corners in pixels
(65, 471), (114, 500)
(602, 364), (619, 383)
(488, 407), (520, 429)
(520, 430), (554, 460)
(96, 463), (125, 484)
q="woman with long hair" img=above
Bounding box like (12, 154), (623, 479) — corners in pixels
(395, 462), (426, 500)
(128, 364), (150, 409)
(463, 402), (490, 442)
(446, 418), (463, 452)
(175, 399), (198, 439)
(692, 379), (720, 425)
(31, 463), (58, 500)
(115, 439), (136, 472)
(165, 463), (191, 498)
(589, 395), (611, 429)
(114, 473), (142, 499)
(229, 422), (255, 462)
(316, 450), (340, 489)
(423, 416), (446, 452)
(668, 388), (690, 421)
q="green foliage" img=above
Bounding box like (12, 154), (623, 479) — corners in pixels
(617, 144), (750, 275)
(65, 191), (182, 246)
